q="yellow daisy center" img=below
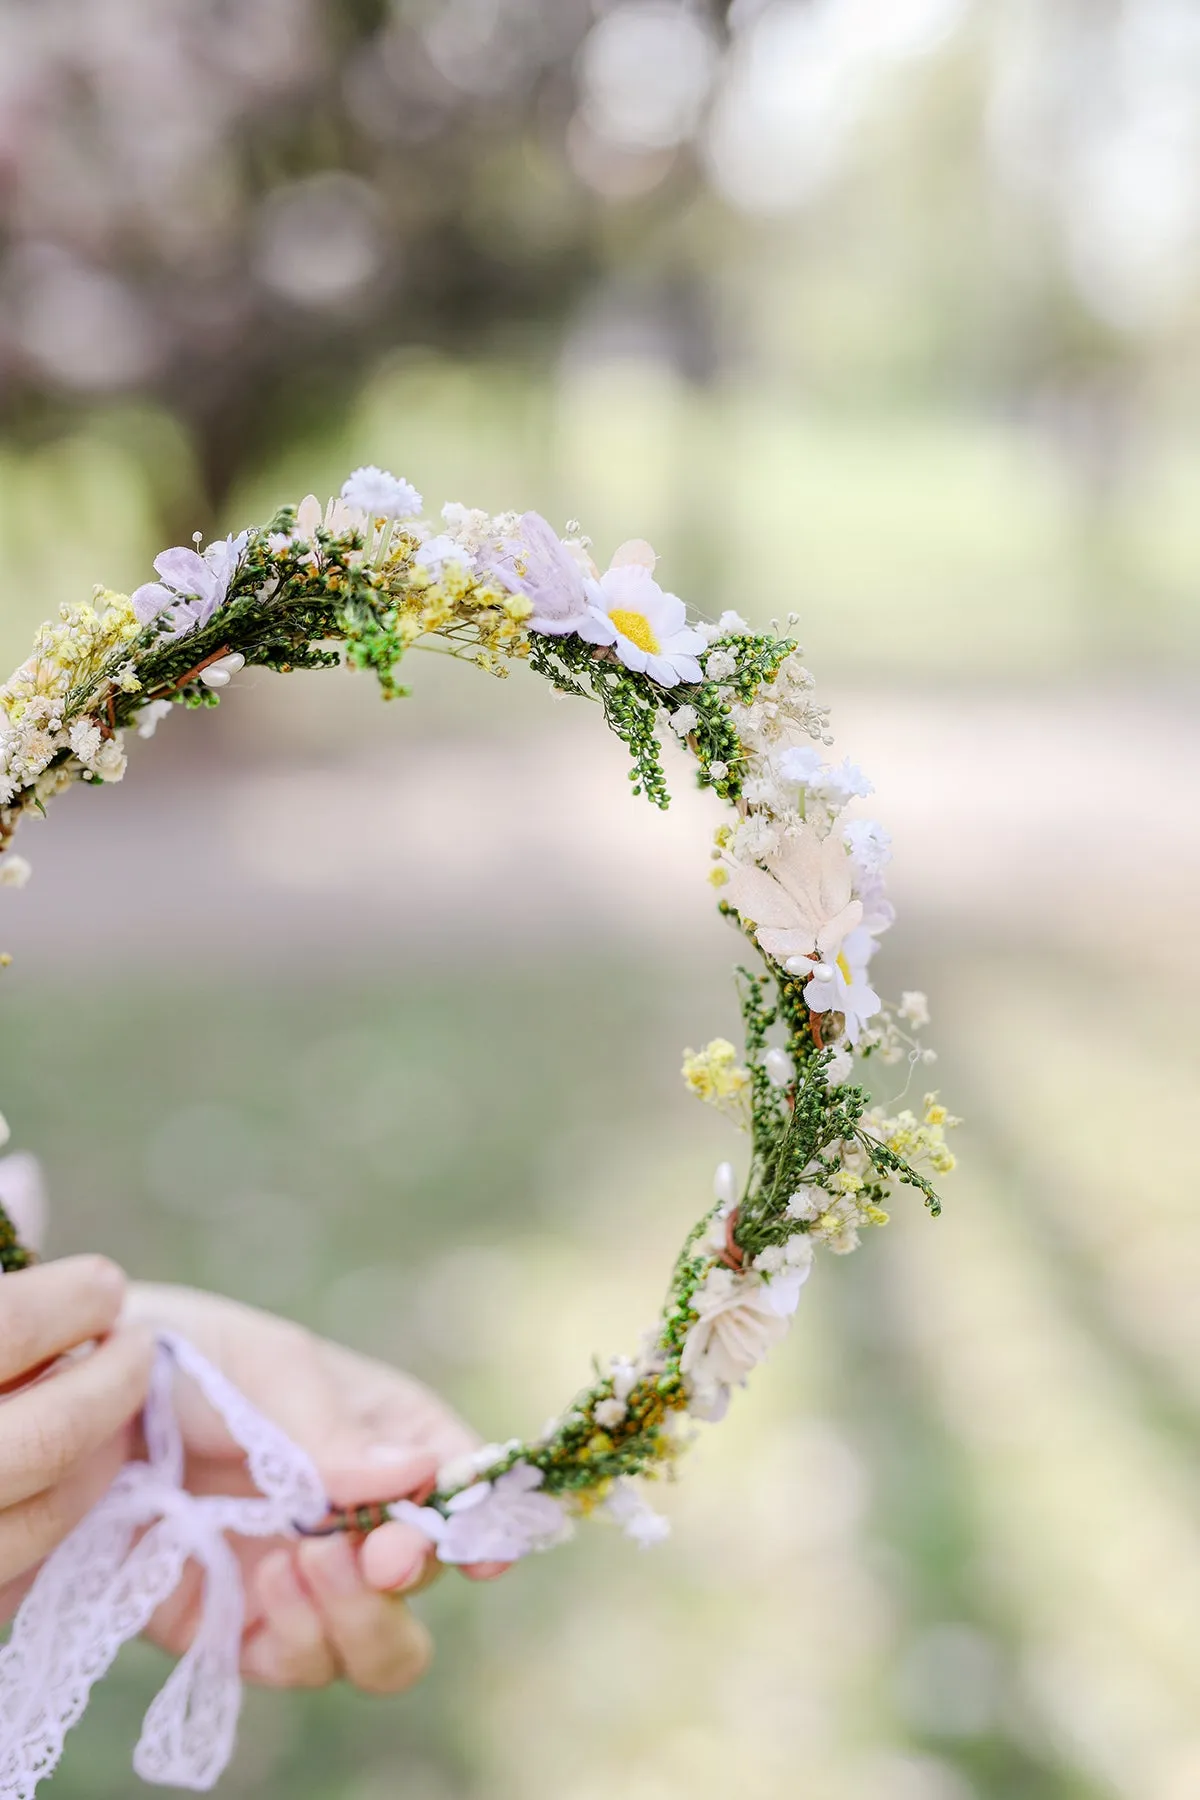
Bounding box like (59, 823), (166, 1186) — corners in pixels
(836, 951), (852, 984)
(609, 609), (660, 655)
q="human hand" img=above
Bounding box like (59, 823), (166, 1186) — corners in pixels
(0, 1257), (153, 1621)
(124, 1283), (509, 1695)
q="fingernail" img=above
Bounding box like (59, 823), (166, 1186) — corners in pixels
(465, 1561), (511, 1582)
(364, 1442), (417, 1467)
(392, 1554), (426, 1592)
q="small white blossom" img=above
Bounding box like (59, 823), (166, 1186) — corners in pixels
(396, 1462), (572, 1565)
(844, 818), (892, 879)
(777, 746), (872, 807)
(764, 1047), (793, 1089)
(669, 705), (698, 736)
(817, 756), (872, 804)
(436, 1441), (509, 1493)
(609, 1355), (639, 1402)
(594, 1397), (627, 1429)
(705, 648), (737, 680)
(604, 1479), (670, 1548)
(68, 719), (102, 768)
(784, 1235), (815, 1272)
(0, 1151), (46, 1251)
(775, 744), (822, 785)
(753, 1245), (787, 1274)
(414, 532), (473, 575)
(741, 774), (786, 811)
(135, 700), (175, 739)
(0, 855), (31, 889)
(899, 990), (931, 1028)
(732, 812), (783, 862)
(341, 466), (423, 519)
(441, 502), (490, 546)
(95, 738), (127, 783)
(687, 1381), (731, 1422)
(823, 1046), (855, 1085)
(708, 760), (729, 781)
(786, 1187), (824, 1222)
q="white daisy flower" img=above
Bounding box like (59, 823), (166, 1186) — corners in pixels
(803, 927), (882, 1044)
(585, 565), (705, 688)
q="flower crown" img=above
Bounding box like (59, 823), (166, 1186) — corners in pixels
(0, 465), (956, 1562)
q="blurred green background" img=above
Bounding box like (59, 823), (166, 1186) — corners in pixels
(1, 2), (1198, 1797)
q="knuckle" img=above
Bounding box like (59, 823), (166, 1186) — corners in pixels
(117, 1326), (156, 1395)
(0, 1293), (41, 1375)
(0, 1485), (74, 1581)
(279, 1643), (334, 1689)
(73, 1255), (128, 1315)
(21, 1401), (86, 1485)
(358, 1618), (433, 1696)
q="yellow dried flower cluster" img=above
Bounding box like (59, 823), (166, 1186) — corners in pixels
(866, 1094), (960, 1176)
(681, 1038), (753, 1120)
(0, 592), (139, 725)
(388, 544), (533, 673)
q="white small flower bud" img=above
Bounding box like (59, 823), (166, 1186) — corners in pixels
(764, 1048), (793, 1089)
(784, 956), (813, 976)
(713, 1161), (738, 1208)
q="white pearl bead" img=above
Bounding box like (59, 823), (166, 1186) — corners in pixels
(712, 1162), (738, 1208)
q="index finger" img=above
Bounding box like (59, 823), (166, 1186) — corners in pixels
(0, 1257), (127, 1389)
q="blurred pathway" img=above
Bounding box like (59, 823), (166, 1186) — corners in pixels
(1, 681), (1195, 975)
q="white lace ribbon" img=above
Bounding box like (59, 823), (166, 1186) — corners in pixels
(0, 1331), (328, 1798)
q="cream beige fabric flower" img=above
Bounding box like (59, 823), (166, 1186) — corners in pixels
(680, 1264), (809, 1392)
(721, 826), (862, 966)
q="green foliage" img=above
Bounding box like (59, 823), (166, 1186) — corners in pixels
(527, 634), (672, 806)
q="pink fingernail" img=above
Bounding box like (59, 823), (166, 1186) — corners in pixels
(364, 1443), (417, 1467)
(395, 1554), (428, 1591)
